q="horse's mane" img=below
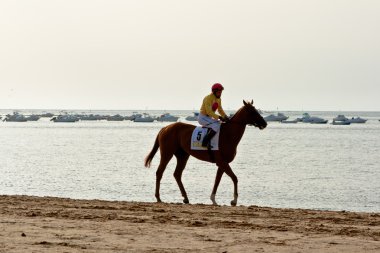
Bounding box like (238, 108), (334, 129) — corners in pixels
(229, 102), (253, 122)
(229, 106), (244, 122)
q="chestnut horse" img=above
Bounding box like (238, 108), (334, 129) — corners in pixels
(144, 100), (267, 206)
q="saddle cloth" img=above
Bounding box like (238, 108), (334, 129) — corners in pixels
(190, 126), (220, 150)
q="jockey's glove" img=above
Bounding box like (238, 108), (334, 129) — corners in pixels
(219, 116), (230, 122)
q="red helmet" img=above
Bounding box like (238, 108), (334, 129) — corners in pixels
(211, 83), (224, 92)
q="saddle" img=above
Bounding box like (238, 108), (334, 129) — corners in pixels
(190, 127), (220, 150)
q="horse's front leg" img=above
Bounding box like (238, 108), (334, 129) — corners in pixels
(173, 154), (190, 204)
(210, 167), (224, 205)
(218, 162), (238, 206)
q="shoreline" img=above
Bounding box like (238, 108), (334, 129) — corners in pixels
(0, 195), (379, 252)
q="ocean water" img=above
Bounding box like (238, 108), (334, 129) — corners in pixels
(1, 109), (379, 212)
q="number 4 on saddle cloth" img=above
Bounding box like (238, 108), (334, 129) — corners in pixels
(190, 126), (220, 150)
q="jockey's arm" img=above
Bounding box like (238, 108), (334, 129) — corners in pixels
(218, 104), (227, 118)
(204, 98), (220, 119)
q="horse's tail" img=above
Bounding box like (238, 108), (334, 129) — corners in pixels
(144, 133), (160, 168)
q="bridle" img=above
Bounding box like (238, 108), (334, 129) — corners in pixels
(228, 106), (265, 129)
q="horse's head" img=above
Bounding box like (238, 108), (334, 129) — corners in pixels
(240, 100), (267, 129)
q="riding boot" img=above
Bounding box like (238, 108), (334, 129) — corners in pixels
(202, 129), (217, 148)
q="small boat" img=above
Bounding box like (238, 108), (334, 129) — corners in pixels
(333, 115), (349, 122)
(40, 112), (54, 117)
(280, 119), (298, 124)
(80, 114), (102, 121)
(156, 113), (179, 122)
(51, 115), (78, 122)
(347, 117), (367, 124)
(3, 112), (27, 122)
(185, 112), (199, 121)
(106, 114), (124, 121)
(264, 113), (288, 122)
(134, 113), (155, 122)
(124, 112), (142, 121)
(332, 120), (351, 125)
(310, 119), (328, 124)
(298, 113), (328, 124)
(26, 115), (41, 121)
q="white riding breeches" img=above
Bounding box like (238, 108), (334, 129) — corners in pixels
(197, 113), (221, 132)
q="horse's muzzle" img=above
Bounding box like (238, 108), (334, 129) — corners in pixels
(259, 122), (267, 130)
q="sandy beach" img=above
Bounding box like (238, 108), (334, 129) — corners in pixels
(0, 195), (379, 252)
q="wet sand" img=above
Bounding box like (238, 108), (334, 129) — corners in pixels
(0, 195), (379, 252)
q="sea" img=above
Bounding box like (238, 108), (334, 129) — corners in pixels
(1, 109), (379, 213)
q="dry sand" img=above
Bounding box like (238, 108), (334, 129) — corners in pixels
(0, 195), (379, 252)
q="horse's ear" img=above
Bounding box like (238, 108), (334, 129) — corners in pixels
(243, 100), (247, 106)
(251, 99), (253, 104)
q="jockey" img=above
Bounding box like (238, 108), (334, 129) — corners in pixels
(198, 83), (230, 148)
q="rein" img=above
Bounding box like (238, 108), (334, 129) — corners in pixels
(225, 120), (259, 128)
(226, 106), (262, 129)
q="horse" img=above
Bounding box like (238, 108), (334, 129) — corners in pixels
(144, 100), (267, 206)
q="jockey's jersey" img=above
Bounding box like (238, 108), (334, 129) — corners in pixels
(200, 93), (227, 120)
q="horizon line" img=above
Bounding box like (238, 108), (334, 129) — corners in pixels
(1, 107), (380, 112)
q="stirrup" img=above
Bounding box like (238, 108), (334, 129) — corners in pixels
(202, 142), (212, 148)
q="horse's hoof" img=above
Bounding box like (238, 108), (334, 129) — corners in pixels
(230, 200), (237, 206)
(210, 194), (217, 205)
(183, 199), (189, 204)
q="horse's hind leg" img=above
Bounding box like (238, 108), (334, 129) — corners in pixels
(174, 150), (190, 204)
(155, 153), (173, 202)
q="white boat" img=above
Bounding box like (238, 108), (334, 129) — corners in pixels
(156, 113), (179, 122)
(280, 119), (298, 124)
(347, 117), (367, 124)
(298, 113), (328, 124)
(3, 112), (27, 122)
(332, 120), (351, 125)
(333, 115), (349, 122)
(51, 115), (78, 122)
(26, 115), (41, 121)
(125, 112), (142, 121)
(134, 113), (155, 122)
(264, 113), (288, 122)
(185, 112), (199, 121)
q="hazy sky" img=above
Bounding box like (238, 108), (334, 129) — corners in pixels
(1, 0), (379, 111)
